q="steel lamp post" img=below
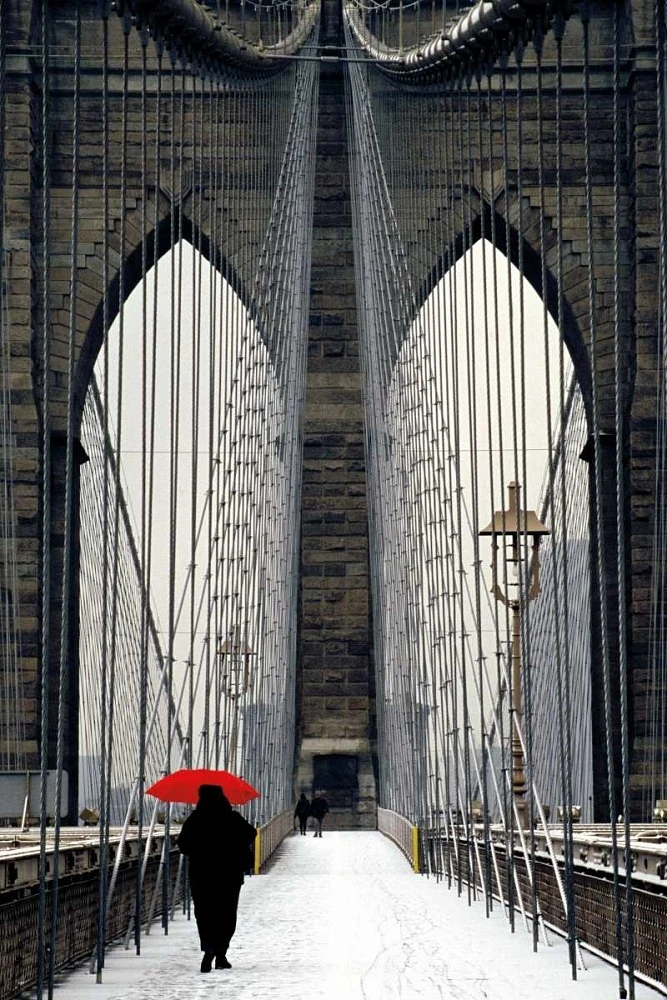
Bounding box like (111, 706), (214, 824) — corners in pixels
(218, 628), (255, 773)
(479, 482), (550, 829)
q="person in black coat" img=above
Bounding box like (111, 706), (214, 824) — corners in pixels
(309, 791), (329, 837)
(177, 784), (257, 974)
(294, 792), (310, 835)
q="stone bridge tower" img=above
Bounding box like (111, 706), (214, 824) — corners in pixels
(0, 0), (664, 825)
(0, 0), (378, 826)
(294, 0), (378, 828)
(338, 0), (663, 822)
(1, 0), (317, 821)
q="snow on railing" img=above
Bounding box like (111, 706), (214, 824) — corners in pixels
(511, 823), (667, 885)
(0, 827), (167, 892)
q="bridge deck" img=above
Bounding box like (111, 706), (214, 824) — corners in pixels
(55, 832), (661, 1000)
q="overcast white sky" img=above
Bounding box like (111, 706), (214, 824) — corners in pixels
(90, 237), (582, 786)
(101, 237), (571, 641)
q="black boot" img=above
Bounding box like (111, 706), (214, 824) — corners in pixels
(215, 955), (232, 970)
(201, 951), (214, 974)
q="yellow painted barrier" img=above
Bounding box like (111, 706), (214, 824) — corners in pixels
(411, 825), (420, 873)
(254, 829), (262, 875)
(251, 807), (295, 874)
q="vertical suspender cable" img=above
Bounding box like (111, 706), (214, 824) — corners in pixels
(213, 74), (224, 772)
(425, 117), (442, 862)
(187, 73), (197, 770)
(534, 17), (577, 975)
(581, 5), (625, 995)
(95, 0), (112, 980)
(656, 0), (667, 811)
(0, 5), (4, 724)
(37, 0), (52, 992)
(0, 0), (23, 770)
(555, 4), (579, 969)
(476, 68), (493, 913)
(486, 67), (510, 849)
(103, 11), (131, 948)
(196, 70), (206, 767)
(513, 38), (540, 951)
(464, 70), (490, 902)
(189, 67), (202, 775)
(613, 1), (635, 993)
(95, 13), (131, 977)
(648, 0), (667, 812)
(498, 47), (517, 933)
(461, 72), (476, 902)
(499, 43), (534, 938)
(176, 58), (187, 776)
(49, 8), (81, 998)
(145, 41), (171, 935)
(442, 71), (458, 886)
(136, 23), (150, 956)
(205, 72), (216, 770)
(448, 74), (463, 895)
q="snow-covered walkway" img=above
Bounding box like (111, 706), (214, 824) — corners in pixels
(56, 831), (661, 1000)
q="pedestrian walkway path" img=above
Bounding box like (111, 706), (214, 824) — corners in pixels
(56, 831), (662, 1000)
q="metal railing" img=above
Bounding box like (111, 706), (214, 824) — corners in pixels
(0, 829), (180, 1000)
(377, 807), (420, 872)
(254, 808), (294, 873)
(0, 807), (295, 1000)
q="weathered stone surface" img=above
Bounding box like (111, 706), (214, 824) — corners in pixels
(0, 5), (302, 822)
(294, 3), (377, 828)
(1, 0), (663, 827)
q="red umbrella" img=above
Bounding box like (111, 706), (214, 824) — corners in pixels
(145, 768), (260, 806)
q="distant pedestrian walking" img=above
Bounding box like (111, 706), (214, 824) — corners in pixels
(294, 792), (310, 835)
(177, 785), (257, 974)
(310, 791), (329, 837)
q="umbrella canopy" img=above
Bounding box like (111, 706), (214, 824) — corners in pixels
(145, 768), (260, 806)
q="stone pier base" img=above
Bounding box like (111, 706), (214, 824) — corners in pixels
(294, 738), (377, 830)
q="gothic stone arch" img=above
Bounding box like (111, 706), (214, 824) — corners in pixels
(2, 1), (289, 819)
(376, 0), (659, 818)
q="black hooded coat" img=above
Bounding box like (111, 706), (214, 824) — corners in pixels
(177, 785), (257, 959)
(294, 793), (310, 820)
